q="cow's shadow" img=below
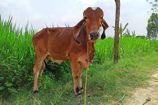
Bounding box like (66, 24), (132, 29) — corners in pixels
(44, 61), (71, 80)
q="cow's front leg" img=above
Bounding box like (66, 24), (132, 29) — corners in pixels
(72, 74), (81, 96)
(71, 68), (81, 96)
(70, 59), (82, 96)
(78, 65), (83, 93)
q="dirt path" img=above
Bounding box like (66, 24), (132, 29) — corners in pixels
(123, 71), (158, 105)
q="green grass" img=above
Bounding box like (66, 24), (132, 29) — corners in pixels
(2, 53), (158, 105)
(1, 17), (158, 105)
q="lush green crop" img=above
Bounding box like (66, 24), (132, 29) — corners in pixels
(0, 17), (34, 98)
(94, 37), (158, 63)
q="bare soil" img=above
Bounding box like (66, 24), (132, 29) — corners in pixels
(122, 70), (158, 105)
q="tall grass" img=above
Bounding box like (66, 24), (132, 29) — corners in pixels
(0, 17), (34, 98)
(0, 16), (158, 103)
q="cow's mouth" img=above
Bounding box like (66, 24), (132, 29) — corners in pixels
(90, 36), (98, 40)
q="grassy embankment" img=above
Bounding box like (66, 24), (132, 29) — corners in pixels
(1, 17), (158, 105)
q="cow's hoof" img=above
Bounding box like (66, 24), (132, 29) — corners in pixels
(75, 87), (82, 96)
(75, 91), (81, 96)
(33, 90), (39, 94)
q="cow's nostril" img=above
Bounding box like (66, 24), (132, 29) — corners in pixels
(90, 32), (97, 36)
(90, 33), (94, 37)
(90, 32), (99, 40)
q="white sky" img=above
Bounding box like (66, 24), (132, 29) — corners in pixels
(0, 0), (151, 36)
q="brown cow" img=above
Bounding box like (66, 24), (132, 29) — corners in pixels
(32, 7), (109, 96)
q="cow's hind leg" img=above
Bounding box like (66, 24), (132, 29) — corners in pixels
(33, 54), (46, 93)
(39, 62), (45, 76)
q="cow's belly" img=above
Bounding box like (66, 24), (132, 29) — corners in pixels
(50, 57), (64, 64)
(46, 52), (69, 64)
(46, 56), (64, 64)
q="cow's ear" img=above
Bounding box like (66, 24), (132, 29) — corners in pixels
(74, 18), (85, 44)
(74, 18), (85, 29)
(101, 26), (106, 39)
(101, 19), (109, 39)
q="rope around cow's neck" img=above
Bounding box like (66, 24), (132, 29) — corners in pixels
(84, 68), (88, 105)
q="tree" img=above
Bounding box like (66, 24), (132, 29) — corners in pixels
(147, 13), (158, 39)
(147, 0), (158, 13)
(146, 0), (158, 39)
(114, 0), (120, 63)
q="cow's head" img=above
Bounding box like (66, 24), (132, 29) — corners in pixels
(75, 7), (109, 42)
(83, 7), (109, 40)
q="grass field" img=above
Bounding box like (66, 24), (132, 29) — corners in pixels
(1, 17), (158, 105)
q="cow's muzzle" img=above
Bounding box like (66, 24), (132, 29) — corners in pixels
(90, 32), (99, 40)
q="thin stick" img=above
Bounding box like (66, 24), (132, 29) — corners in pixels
(84, 68), (88, 105)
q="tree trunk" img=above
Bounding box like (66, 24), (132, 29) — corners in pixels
(114, 0), (120, 64)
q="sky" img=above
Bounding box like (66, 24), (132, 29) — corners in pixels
(0, 0), (151, 37)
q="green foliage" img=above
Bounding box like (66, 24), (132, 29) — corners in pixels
(147, 0), (158, 13)
(0, 17), (35, 98)
(147, 13), (158, 39)
(94, 37), (158, 63)
(3, 52), (158, 105)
